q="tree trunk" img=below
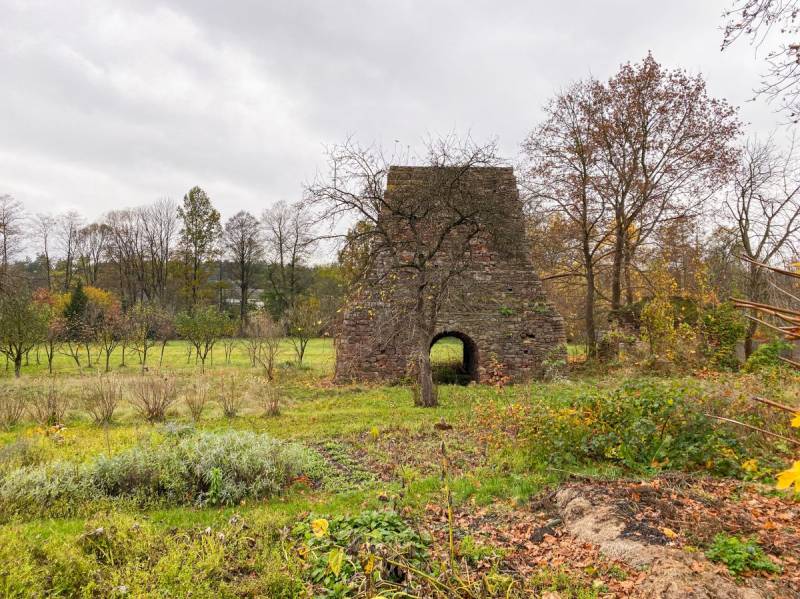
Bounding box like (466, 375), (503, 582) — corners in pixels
(415, 347), (438, 407)
(585, 264), (597, 359)
(105, 351), (111, 373)
(744, 262), (764, 358)
(623, 242), (635, 306)
(14, 353), (22, 377)
(610, 219), (625, 315)
(744, 319), (757, 358)
(582, 235), (597, 358)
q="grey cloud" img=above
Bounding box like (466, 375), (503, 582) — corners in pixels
(0, 0), (780, 224)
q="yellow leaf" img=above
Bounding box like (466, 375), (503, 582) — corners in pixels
(741, 458), (759, 473)
(311, 518), (329, 538)
(662, 527), (678, 539)
(328, 547), (345, 576)
(776, 460), (800, 491)
(363, 553), (375, 575)
(792, 413), (800, 428)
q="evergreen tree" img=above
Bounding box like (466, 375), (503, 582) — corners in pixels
(63, 280), (88, 339)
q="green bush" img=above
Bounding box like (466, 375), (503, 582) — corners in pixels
(700, 302), (746, 370)
(519, 379), (743, 475)
(705, 534), (781, 576)
(743, 339), (793, 373)
(93, 430), (320, 506)
(292, 510), (429, 594)
(0, 461), (95, 517)
(0, 430), (322, 517)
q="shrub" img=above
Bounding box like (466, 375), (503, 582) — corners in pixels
(128, 375), (177, 422)
(91, 430), (317, 506)
(743, 339), (793, 373)
(0, 382), (26, 429)
(700, 302), (746, 370)
(0, 431), (321, 517)
(0, 438), (44, 476)
(705, 534), (781, 576)
(292, 511), (429, 593)
(182, 378), (210, 421)
(0, 461), (94, 517)
(26, 378), (70, 425)
(511, 379), (743, 475)
(82, 375), (122, 424)
(253, 377), (282, 417)
(215, 374), (245, 418)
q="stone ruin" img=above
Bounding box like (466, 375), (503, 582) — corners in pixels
(335, 165), (566, 383)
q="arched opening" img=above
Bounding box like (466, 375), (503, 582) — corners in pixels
(429, 331), (478, 385)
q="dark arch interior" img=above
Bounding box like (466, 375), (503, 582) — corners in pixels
(429, 331), (477, 385)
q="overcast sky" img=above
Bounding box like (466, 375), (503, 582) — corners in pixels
(0, 0), (787, 224)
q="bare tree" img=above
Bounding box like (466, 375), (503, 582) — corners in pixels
(522, 81), (611, 357)
(725, 135), (800, 355)
(33, 213), (56, 290)
(141, 198), (177, 303)
(105, 208), (147, 305)
(0, 195), (25, 291)
(261, 201), (316, 315)
(57, 211), (84, 290)
(243, 311), (283, 380)
(77, 222), (110, 286)
(723, 0), (800, 121)
(223, 210), (264, 322)
(307, 136), (505, 407)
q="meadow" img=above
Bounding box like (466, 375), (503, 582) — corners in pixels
(0, 338), (798, 597)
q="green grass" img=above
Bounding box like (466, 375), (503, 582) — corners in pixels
(0, 338), (792, 595)
(1, 337), (334, 378)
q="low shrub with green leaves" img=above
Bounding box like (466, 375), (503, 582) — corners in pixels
(743, 339), (793, 373)
(700, 302), (746, 371)
(0, 430), (323, 518)
(705, 534), (781, 576)
(292, 510), (430, 595)
(516, 379), (744, 475)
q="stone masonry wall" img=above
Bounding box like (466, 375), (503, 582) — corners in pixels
(335, 166), (566, 383)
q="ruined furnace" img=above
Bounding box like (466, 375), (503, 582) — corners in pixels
(335, 166), (566, 383)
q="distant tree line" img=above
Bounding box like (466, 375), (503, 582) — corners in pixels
(0, 187), (341, 377)
(4, 53), (800, 382)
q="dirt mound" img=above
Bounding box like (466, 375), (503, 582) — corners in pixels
(554, 478), (796, 598)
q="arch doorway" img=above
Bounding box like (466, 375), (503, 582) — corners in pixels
(429, 331), (478, 385)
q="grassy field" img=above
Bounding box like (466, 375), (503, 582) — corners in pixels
(0, 338), (796, 596)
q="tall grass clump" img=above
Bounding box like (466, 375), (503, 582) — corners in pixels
(0, 381), (26, 429)
(82, 375), (122, 424)
(183, 377), (210, 421)
(215, 374), (246, 418)
(252, 376), (282, 417)
(27, 378), (70, 425)
(128, 375), (176, 422)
